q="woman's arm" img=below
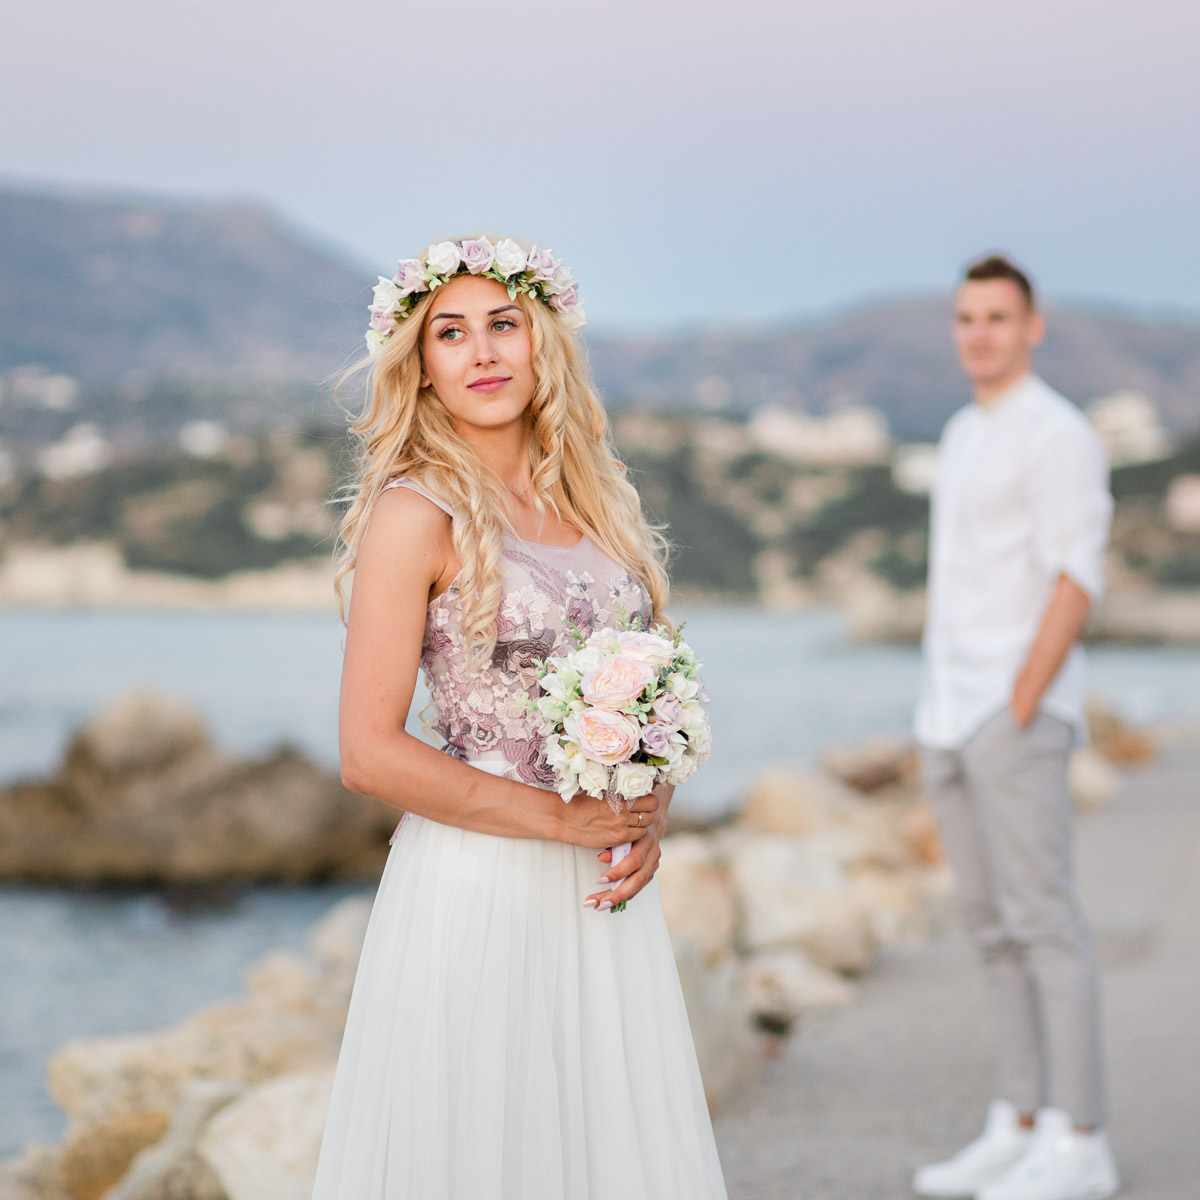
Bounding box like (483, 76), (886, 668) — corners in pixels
(338, 488), (652, 850)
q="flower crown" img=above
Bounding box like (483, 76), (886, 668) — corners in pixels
(365, 235), (585, 357)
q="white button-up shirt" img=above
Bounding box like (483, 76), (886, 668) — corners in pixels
(915, 374), (1112, 749)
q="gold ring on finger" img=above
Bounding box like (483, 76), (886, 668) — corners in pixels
(636, 811), (644, 827)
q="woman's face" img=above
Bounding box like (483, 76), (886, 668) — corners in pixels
(419, 274), (536, 440)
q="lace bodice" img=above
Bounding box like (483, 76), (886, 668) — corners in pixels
(385, 480), (652, 789)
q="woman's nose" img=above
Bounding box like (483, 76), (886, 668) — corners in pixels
(474, 333), (500, 364)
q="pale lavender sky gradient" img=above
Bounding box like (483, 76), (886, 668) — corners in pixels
(2, 0), (1197, 331)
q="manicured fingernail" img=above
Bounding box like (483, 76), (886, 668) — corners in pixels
(596, 900), (613, 912)
(583, 898), (598, 909)
(597, 876), (611, 886)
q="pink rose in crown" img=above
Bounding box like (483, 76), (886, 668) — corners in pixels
(574, 708), (639, 765)
(369, 309), (400, 334)
(550, 282), (581, 313)
(581, 655), (656, 709)
(526, 246), (559, 282)
(393, 259), (427, 296)
(459, 236), (495, 274)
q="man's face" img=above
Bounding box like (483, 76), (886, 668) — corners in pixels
(952, 278), (1044, 396)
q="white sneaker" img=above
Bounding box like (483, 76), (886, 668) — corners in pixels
(912, 1100), (1033, 1198)
(978, 1108), (1120, 1200)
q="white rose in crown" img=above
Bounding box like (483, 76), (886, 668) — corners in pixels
(371, 276), (405, 313)
(425, 241), (462, 277)
(492, 238), (528, 279)
(559, 305), (586, 332)
(542, 263), (575, 296)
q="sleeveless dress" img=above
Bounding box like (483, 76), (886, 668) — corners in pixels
(311, 480), (727, 1200)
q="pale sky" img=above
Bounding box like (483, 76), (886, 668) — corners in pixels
(3, 0), (1198, 332)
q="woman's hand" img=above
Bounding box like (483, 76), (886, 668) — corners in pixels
(558, 788), (661, 851)
(583, 781), (674, 912)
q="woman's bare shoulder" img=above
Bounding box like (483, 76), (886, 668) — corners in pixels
(356, 484), (453, 580)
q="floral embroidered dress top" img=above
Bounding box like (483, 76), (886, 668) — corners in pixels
(383, 479), (651, 789)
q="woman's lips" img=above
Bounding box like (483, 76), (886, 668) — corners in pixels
(468, 376), (510, 393)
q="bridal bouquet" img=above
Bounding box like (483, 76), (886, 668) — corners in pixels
(532, 619), (711, 910)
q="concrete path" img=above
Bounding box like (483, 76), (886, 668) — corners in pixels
(713, 734), (1200, 1199)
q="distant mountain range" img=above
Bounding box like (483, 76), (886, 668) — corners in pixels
(3, 183), (1198, 440)
(587, 302), (1200, 437)
(0, 184), (366, 384)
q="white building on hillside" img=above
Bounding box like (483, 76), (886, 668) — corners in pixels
(37, 424), (112, 480)
(747, 406), (891, 465)
(892, 443), (939, 494)
(1086, 391), (1170, 466)
(1165, 476), (1200, 533)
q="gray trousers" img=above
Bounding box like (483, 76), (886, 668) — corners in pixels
(919, 708), (1107, 1127)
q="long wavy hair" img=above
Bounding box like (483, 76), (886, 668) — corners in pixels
(334, 248), (670, 662)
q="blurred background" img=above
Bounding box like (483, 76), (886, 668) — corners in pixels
(2, 0), (1198, 1191)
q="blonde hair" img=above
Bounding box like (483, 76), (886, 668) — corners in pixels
(334, 260), (670, 661)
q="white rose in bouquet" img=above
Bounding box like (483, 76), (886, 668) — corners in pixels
(576, 758), (611, 798)
(613, 761), (658, 800)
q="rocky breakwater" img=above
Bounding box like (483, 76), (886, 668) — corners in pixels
(0, 691), (397, 885)
(0, 716), (1145, 1200)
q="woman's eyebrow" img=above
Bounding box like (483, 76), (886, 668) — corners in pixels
(429, 304), (521, 322)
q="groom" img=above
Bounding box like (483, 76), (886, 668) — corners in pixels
(912, 256), (1118, 1200)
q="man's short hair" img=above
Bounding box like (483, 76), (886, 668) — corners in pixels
(962, 254), (1036, 310)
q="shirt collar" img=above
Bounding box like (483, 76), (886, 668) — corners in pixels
(973, 372), (1035, 418)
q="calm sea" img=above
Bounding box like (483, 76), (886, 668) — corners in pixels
(2, 605), (1198, 1154)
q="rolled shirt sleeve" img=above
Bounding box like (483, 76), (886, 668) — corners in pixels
(1027, 417), (1113, 602)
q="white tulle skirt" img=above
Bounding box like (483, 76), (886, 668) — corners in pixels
(311, 764), (727, 1200)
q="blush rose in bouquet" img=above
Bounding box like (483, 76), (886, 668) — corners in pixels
(531, 620), (711, 911)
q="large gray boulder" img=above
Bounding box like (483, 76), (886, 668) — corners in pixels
(0, 690), (396, 884)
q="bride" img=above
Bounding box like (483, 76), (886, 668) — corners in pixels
(311, 235), (727, 1198)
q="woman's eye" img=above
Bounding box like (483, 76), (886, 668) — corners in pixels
(436, 326), (464, 341)
(492, 318), (516, 332)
